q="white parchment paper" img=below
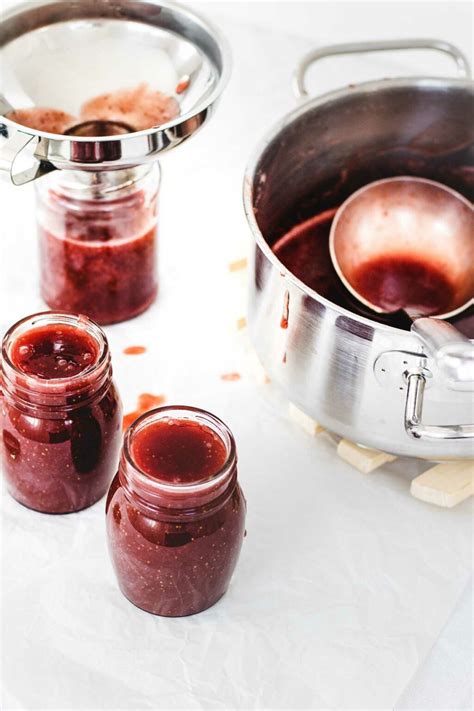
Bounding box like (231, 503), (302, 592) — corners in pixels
(1, 4), (472, 708)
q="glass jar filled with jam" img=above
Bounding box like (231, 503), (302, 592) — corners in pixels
(0, 312), (122, 514)
(36, 165), (159, 325)
(106, 406), (246, 617)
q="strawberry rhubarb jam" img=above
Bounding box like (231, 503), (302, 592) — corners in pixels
(0, 312), (122, 513)
(36, 166), (159, 325)
(106, 407), (246, 617)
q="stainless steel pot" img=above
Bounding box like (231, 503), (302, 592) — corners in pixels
(244, 40), (474, 460)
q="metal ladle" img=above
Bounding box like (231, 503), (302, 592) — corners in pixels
(329, 177), (474, 384)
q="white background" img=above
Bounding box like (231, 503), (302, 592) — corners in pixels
(0, 2), (472, 709)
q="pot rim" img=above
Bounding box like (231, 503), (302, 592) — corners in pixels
(243, 75), (473, 336)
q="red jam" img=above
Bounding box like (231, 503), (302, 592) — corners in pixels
(131, 419), (228, 484)
(273, 207), (474, 334)
(37, 166), (159, 325)
(0, 313), (122, 514)
(11, 324), (99, 379)
(106, 407), (246, 617)
(351, 254), (456, 316)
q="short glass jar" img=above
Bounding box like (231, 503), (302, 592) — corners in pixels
(106, 407), (246, 617)
(36, 165), (159, 325)
(0, 312), (123, 513)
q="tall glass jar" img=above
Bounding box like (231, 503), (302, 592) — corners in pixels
(0, 312), (123, 513)
(36, 165), (159, 325)
(106, 406), (247, 617)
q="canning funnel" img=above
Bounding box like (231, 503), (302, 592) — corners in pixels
(0, 0), (230, 184)
(330, 177), (474, 383)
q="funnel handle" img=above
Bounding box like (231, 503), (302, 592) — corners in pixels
(411, 317), (474, 386)
(293, 39), (471, 99)
(0, 130), (56, 185)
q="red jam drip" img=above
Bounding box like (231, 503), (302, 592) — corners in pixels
(11, 325), (99, 380)
(351, 254), (457, 316)
(123, 345), (147, 355)
(122, 393), (166, 431)
(131, 419), (228, 484)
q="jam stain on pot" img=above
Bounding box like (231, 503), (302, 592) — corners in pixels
(280, 291), (290, 329)
(106, 408), (246, 617)
(0, 315), (122, 514)
(350, 254), (457, 316)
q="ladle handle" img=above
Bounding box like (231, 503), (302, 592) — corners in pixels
(0, 130), (56, 185)
(411, 318), (474, 385)
(293, 39), (472, 99)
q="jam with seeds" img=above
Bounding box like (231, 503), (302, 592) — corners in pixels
(36, 165), (159, 325)
(0, 312), (122, 513)
(106, 407), (246, 617)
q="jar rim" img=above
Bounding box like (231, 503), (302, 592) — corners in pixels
(1, 311), (108, 390)
(123, 405), (237, 496)
(36, 164), (161, 204)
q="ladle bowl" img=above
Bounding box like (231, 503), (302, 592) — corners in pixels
(329, 177), (473, 319)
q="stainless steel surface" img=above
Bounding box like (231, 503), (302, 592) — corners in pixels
(411, 318), (474, 387)
(329, 176), (474, 387)
(293, 39), (471, 99)
(0, 0), (231, 184)
(404, 372), (474, 442)
(244, 42), (474, 460)
(0, 130), (56, 185)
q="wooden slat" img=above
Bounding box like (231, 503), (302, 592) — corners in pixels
(289, 403), (325, 436)
(337, 439), (397, 473)
(411, 461), (474, 507)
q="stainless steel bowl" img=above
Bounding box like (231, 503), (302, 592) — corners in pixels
(0, 0), (230, 184)
(244, 40), (474, 460)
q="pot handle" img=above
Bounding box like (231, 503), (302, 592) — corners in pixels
(411, 318), (474, 386)
(293, 39), (472, 99)
(405, 372), (474, 441)
(0, 130), (56, 185)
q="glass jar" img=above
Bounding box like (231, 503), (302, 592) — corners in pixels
(36, 165), (160, 325)
(106, 406), (247, 617)
(0, 312), (123, 513)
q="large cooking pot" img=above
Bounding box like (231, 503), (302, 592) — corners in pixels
(244, 40), (474, 460)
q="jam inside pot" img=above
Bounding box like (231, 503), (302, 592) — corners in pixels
(106, 407), (246, 617)
(273, 208), (474, 336)
(0, 312), (123, 514)
(37, 166), (159, 325)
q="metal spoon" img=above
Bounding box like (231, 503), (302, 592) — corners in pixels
(329, 177), (474, 384)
